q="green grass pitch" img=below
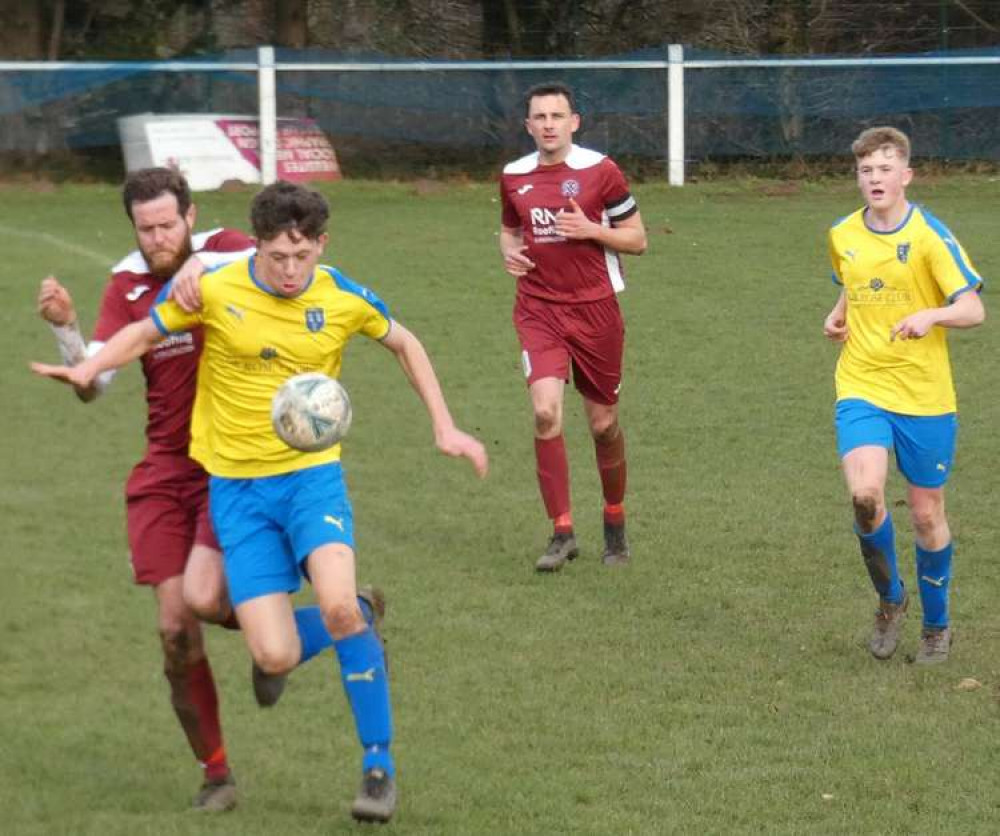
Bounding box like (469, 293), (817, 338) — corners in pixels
(1, 174), (999, 834)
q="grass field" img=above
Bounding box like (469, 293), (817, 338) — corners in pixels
(2, 174), (999, 835)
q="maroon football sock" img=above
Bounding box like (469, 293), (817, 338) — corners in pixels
(595, 428), (627, 510)
(166, 657), (229, 781)
(535, 435), (571, 521)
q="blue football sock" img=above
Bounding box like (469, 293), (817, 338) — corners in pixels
(357, 595), (374, 628)
(335, 629), (394, 776)
(294, 606), (334, 664)
(856, 513), (904, 604)
(916, 542), (953, 629)
(294, 595), (376, 666)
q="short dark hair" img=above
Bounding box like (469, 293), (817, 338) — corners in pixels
(523, 82), (577, 117)
(122, 167), (192, 222)
(250, 181), (329, 241)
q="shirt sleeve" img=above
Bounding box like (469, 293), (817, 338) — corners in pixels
(602, 160), (638, 224)
(202, 229), (254, 252)
(500, 176), (520, 228)
(151, 297), (203, 335)
(323, 267), (392, 341)
(197, 229), (256, 271)
(828, 230), (844, 286)
(92, 277), (132, 342)
(923, 228), (983, 301)
(357, 300), (391, 341)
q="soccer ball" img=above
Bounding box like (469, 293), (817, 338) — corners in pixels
(271, 372), (352, 452)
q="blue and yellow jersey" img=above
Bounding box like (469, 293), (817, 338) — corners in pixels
(151, 257), (391, 478)
(828, 204), (983, 415)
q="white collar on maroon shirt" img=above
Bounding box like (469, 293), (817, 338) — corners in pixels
(110, 227), (224, 275)
(503, 144), (605, 175)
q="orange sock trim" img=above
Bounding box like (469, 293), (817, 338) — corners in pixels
(201, 746), (229, 780)
(553, 512), (574, 534)
(603, 503), (625, 525)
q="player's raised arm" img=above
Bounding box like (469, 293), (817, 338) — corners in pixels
(379, 320), (489, 478)
(32, 317), (163, 389)
(38, 276), (94, 400)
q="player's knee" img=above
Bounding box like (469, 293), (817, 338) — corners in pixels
(851, 491), (882, 533)
(321, 599), (365, 640)
(590, 418), (619, 444)
(183, 581), (223, 622)
(910, 502), (944, 540)
(252, 642), (299, 676)
(533, 406), (561, 437)
(159, 622), (202, 669)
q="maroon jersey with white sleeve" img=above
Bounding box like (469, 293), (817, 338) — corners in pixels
(500, 144), (639, 304)
(92, 228), (254, 459)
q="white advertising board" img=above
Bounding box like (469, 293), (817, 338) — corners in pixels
(118, 114), (341, 191)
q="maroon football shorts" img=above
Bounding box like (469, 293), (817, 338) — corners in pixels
(513, 292), (625, 405)
(125, 455), (220, 586)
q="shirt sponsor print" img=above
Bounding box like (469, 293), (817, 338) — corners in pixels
(529, 207), (563, 242)
(152, 331), (195, 360)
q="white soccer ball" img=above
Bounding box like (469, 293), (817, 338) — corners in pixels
(271, 372), (352, 452)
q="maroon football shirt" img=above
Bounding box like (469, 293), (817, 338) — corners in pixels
(92, 228), (254, 460)
(500, 144), (639, 305)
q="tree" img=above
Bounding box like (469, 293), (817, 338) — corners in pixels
(0, 1), (49, 59)
(276, 0), (308, 48)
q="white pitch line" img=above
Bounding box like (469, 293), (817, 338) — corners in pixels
(0, 223), (114, 267)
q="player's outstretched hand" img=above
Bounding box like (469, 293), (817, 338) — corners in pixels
(555, 198), (595, 240)
(436, 427), (489, 478)
(503, 245), (535, 279)
(38, 276), (76, 326)
(168, 255), (206, 312)
(30, 361), (94, 388)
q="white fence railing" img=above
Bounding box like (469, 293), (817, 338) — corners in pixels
(3, 45), (999, 186)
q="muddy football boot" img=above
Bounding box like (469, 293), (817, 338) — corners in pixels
(868, 593), (909, 660)
(535, 532), (579, 572)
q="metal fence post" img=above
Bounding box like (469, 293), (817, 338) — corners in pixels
(668, 44), (685, 186)
(258, 45), (277, 184)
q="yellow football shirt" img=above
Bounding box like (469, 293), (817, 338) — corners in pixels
(152, 258), (391, 478)
(828, 204), (982, 415)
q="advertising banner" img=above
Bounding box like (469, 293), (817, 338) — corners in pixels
(118, 114), (341, 191)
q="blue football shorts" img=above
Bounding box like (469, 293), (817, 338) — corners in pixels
(209, 461), (355, 606)
(835, 398), (958, 489)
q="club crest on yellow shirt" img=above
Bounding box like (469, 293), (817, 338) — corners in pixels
(306, 307), (325, 332)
